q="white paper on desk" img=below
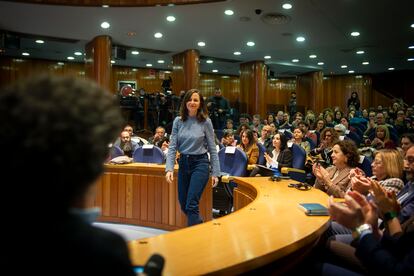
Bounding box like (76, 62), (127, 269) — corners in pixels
(287, 141), (293, 148)
(339, 135), (345, 141)
(143, 144), (154, 149)
(345, 130), (350, 135)
(359, 155), (365, 164)
(225, 146), (236, 154)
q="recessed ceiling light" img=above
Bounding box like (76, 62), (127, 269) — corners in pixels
(100, 22), (110, 29)
(102, 5), (109, 8)
(296, 36), (305, 42)
(351, 31), (360, 37)
(197, 41), (206, 47)
(110, 60), (115, 64)
(292, 59), (299, 62)
(212, 69), (218, 73)
(341, 65), (348, 68)
(409, 46), (414, 49)
(132, 68), (138, 72)
(282, 3), (292, 10)
(362, 61), (369, 65)
(206, 60), (213, 64)
(408, 58), (414, 62)
(131, 51), (139, 55)
(157, 60), (165, 64)
(317, 62), (324, 65)
(411, 23), (414, 28)
(246, 41), (255, 46)
(355, 75), (363, 79)
(264, 55), (271, 59)
(35, 40), (44, 44)
(233, 51), (241, 55)
(348, 70), (355, 73)
(67, 56), (74, 60)
(224, 10), (234, 15)
(166, 16), (176, 22)
(22, 52), (30, 56)
(388, 67), (395, 70)
(146, 64), (153, 67)
(74, 52), (82, 56)
(356, 50), (365, 54)
(154, 32), (163, 38)
(309, 54), (317, 58)
(57, 62), (64, 66)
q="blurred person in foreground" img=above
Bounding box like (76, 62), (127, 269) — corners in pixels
(1, 75), (135, 275)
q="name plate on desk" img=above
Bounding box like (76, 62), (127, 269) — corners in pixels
(225, 146), (236, 154)
(143, 144), (154, 149)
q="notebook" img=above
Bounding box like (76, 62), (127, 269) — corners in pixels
(298, 203), (329, 216)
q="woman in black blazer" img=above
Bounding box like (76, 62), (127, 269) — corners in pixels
(250, 132), (292, 176)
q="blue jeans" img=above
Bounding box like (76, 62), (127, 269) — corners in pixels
(178, 153), (210, 226)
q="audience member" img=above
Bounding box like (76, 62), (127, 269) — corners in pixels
(1, 75), (135, 275)
(237, 129), (259, 165)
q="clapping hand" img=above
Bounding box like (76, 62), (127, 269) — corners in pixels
(370, 179), (400, 216)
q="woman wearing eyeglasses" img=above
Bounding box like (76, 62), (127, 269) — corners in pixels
(310, 127), (339, 167)
(313, 140), (359, 198)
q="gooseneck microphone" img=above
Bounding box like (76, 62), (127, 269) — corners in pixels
(143, 253), (165, 276)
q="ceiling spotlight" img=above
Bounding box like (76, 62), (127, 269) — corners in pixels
(102, 5), (109, 8)
(206, 60), (213, 64)
(362, 61), (369, 65)
(409, 46), (414, 49)
(246, 41), (255, 46)
(100, 22), (110, 29)
(57, 62), (64, 66)
(233, 51), (241, 55)
(197, 41), (206, 47)
(348, 70), (355, 73)
(74, 52), (82, 56)
(309, 54), (317, 58)
(157, 60), (165, 64)
(351, 31), (360, 37)
(411, 23), (414, 28)
(264, 55), (271, 59)
(131, 51), (139, 55)
(296, 36), (305, 42)
(388, 67), (395, 70)
(212, 69), (218, 73)
(22, 52), (30, 56)
(408, 58), (414, 62)
(317, 62), (324, 65)
(154, 32), (163, 38)
(146, 63), (153, 67)
(166, 16), (176, 22)
(282, 3), (292, 10)
(356, 50), (365, 54)
(292, 59), (299, 62)
(224, 10), (234, 15)
(341, 65), (348, 68)
(67, 56), (74, 60)
(35, 40), (44, 44)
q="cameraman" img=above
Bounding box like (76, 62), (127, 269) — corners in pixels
(207, 88), (230, 129)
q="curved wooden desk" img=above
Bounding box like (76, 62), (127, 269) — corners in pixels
(94, 163), (212, 230)
(128, 177), (330, 275)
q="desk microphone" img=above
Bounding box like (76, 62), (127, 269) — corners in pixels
(143, 253), (165, 276)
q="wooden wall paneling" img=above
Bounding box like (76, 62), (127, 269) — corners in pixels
(153, 177), (162, 224)
(109, 173), (119, 217)
(168, 176), (176, 226)
(118, 173), (127, 219)
(132, 174), (141, 220)
(125, 174), (133, 218)
(147, 175), (155, 222)
(172, 49), (199, 92)
(140, 174), (148, 221)
(266, 78), (296, 115)
(240, 61), (266, 117)
(161, 177), (169, 225)
(102, 173), (111, 216)
(371, 88), (393, 109)
(85, 35), (111, 90)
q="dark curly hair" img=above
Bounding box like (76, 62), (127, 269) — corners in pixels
(334, 140), (360, 168)
(0, 74), (122, 212)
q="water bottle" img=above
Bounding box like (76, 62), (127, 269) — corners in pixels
(271, 166), (281, 177)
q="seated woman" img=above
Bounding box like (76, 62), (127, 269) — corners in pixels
(290, 127), (311, 154)
(250, 132), (292, 176)
(351, 149), (404, 195)
(366, 125), (396, 150)
(237, 129), (259, 165)
(310, 127), (339, 167)
(313, 140), (359, 198)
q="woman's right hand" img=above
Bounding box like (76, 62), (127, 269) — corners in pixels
(264, 152), (272, 164)
(165, 171), (174, 184)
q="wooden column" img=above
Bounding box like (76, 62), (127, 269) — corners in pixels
(172, 49), (199, 93)
(240, 61), (267, 117)
(296, 71), (323, 113)
(85, 35), (112, 91)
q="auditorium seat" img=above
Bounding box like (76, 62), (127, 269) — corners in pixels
(110, 145), (124, 159)
(132, 145), (165, 163)
(291, 143), (306, 170)
(357, 155), (373, 177)
(256, 143), (266, 165)
(213, 147), (248, 215)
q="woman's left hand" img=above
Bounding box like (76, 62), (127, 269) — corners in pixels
(212, 176), (219, 187)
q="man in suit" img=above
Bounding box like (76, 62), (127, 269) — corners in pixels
(1, 75), (135, 275)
